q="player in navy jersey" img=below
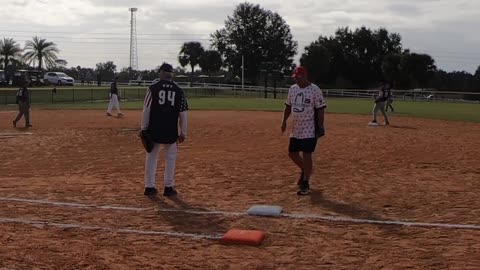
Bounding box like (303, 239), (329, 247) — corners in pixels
(106, 77), (123, 117)
(141, 63), (189, 196)
(369, 81), (390, 126)
(12, 80), (32, 128)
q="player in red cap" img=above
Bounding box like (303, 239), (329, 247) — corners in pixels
(281, 66), (327, 195)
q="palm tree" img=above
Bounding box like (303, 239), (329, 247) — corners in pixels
(23, 36), (59, 70)
(178, 42), (205, 85)
(0, 38), (23, 69)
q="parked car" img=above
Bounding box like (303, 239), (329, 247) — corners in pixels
(44, 72), (75, 86)
(12, 70), (46, 87)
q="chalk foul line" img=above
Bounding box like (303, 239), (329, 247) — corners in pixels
(0, 217), (222, 240)
(1, 196), (480, 230)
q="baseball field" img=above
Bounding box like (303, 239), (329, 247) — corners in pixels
(1, 98), (479, 269)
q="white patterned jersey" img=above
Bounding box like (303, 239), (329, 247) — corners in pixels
(285, 83), (326, 139)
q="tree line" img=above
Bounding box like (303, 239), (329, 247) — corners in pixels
(1, 2), (480, 92)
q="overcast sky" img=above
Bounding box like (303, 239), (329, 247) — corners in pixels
(1, 0), (479, 73)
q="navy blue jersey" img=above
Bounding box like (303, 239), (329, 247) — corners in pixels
(144, 80), (188, 144)
(378, 88), (390, 102)
(110, 82), (118, 95)
(16, 87), (29, 103)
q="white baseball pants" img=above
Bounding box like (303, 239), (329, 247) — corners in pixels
(144, 143), (177, 188)
(107, 94), (121, 114)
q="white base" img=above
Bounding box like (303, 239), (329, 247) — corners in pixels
(247, 205), (283, 217)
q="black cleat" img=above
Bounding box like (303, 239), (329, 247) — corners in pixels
(12, 121), (16, 128)
(144, 187), (158, 196)
(297, 181), (310, 195)
(26, 124), (32, 128)
(163, 186), (178, 197)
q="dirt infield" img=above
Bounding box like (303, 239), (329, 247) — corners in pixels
(1, 110), (480, 270)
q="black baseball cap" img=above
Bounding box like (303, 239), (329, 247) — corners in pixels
(159, 63), (173, 73)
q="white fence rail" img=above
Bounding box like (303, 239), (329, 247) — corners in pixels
(127, 80), (480, 104)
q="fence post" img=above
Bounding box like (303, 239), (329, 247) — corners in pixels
(72, 88), (75, 103)
(91, 88), (93, 103)
(4, 90), (6, 105)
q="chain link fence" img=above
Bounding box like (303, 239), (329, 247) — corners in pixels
(0, 84), (479, 106)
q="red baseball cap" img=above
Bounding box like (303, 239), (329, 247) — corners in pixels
(292, 66), (308, 78)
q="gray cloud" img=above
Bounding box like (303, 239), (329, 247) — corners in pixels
(0, 0), (478, 72)
(388, 3), (423, 16)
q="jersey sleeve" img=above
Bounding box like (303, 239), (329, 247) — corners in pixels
(314, 87), (327, 109)
(285, 87), (293, 106)
(141, 87), (152, 130)
(143, 87), (152, 109)
(179, 91), (189, 112)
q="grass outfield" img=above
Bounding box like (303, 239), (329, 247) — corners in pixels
(2, 97), (478, 123)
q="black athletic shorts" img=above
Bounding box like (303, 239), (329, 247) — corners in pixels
(288, 137), (318, 153)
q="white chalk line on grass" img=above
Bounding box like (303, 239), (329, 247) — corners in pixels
(1, 196), (480, 230)
(0, 217), (223, 240)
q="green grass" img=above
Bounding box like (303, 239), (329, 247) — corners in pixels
(324, 99), (480, 122)
(2, 97), (478, 123)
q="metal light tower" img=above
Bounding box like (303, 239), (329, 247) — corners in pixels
(129, 8), (138, 71)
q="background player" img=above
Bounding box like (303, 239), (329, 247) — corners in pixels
(369, 81), (390, 125)
(141, 63), (188, 196)
(12, 80), (32, 128)
(281, 66), (326, 195)
(106, 77), (123, 117)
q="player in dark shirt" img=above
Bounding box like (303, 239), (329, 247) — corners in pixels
(385, 83), (394, 112)
(106, 77), (123, 117)
(141, 63), (189, 196)
(369, 81), (390, 126)
(12, 81), (32, 128)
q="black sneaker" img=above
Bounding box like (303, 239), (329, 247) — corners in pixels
(297, 181), (310, 195)
(297, 171), (304, 187)
(144, 187), (158, 196)
(163, 186), (178, 197)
